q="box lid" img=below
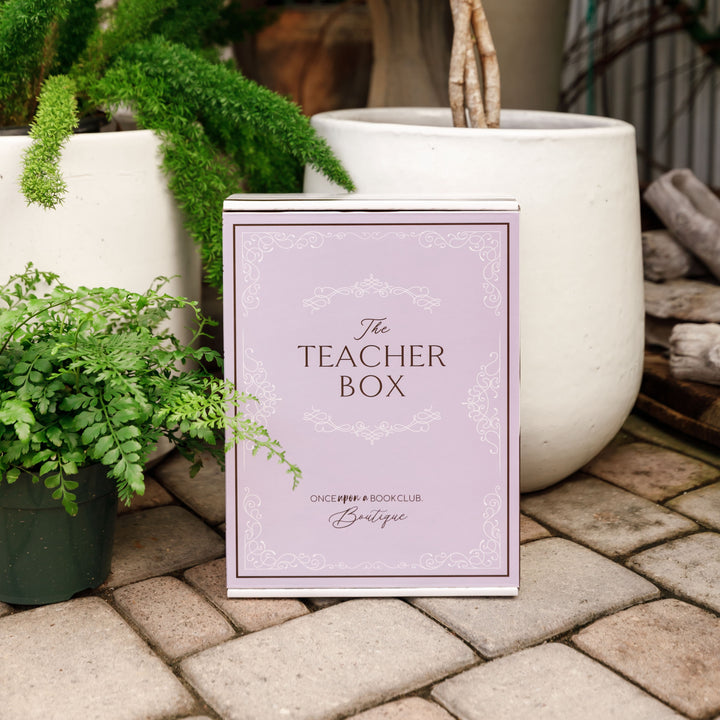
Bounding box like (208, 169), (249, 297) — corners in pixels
(223, 193), (519, 213)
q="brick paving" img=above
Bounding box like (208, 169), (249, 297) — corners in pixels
(572, 599), (720, 719)
(1, 413), (719, 720)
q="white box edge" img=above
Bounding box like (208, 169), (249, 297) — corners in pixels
(227, 587), (519, 598)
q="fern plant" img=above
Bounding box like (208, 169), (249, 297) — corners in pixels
(0, 265), (300, 515)
(0, 0), (354, 287)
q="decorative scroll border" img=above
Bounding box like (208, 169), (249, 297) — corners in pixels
(302, 274), (441, 313)
(463, 347), (502, 456)
(241, 347), (279, 425)
(417, 229), (503, 315)
(241, 485), (503, 572)
(240, 229), (326, 316)
(302, 407), (441, 445)
(239, 227), (502, 316)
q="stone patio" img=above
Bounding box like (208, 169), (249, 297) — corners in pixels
(1, 413), (719, 720)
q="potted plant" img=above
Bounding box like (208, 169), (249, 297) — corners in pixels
(305, 0), (645, 493)
(1, 0), (353, 297)
(0, 265), (300, 605)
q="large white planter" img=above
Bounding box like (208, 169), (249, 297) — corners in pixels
(305, 107), (644, 492)
(0, 129), (200, 326)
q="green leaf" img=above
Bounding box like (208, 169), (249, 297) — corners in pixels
(5, 468), (20, 484)
(46, 425), (63, 446)
(101, 447), (120, 465)
(126, 463), (145, 492)
(81, 423), (105, 444)
(60, 394), (91, 411)
(43, 473), (60, 489)
(15, 422), (31, 441)
(0, 399), (34, 426)
(93, 435), (114, 458)
(72, 409), (102, 430)
(35, 358), (52, 373)
(120, 439), (141, 454)
(28, 449), (53, 466)
(113, 407), (140, 424)
(62, 495), (79, 516)
(116, 425), (140, 441)
(39, 460), (58, 476)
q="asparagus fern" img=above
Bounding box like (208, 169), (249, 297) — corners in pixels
(1, 0), (354, 288)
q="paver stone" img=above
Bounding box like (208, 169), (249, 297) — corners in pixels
(521, 476), (698, 557)
(349, 697), (455, 719)
(519, 514), (550, 543)
(666, 481), (720, 531)
(412, 537), (659, 658)
(573, 599), (720, 719)
(184, 558), (309, 631)
(623, 415), (720, 468)
(0, 597), (194, 720)
(104, 505), (224, 588)
(153, 451), (225, 525)
(180, 598), (478, 720)
(432, 643), (683, 720)
(627, 531), (720, 612)
(584, 441), (719, 501)
(117, 477), (173, 515)
(114, 576), (235, 660)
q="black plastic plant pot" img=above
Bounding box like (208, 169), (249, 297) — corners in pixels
(0, 465), (117, 605)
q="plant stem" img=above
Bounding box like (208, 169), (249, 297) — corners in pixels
(448, 0), (500, 128)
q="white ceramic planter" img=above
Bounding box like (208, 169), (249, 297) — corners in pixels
(0, 129), (200, 330)
(305, 107), (644, 492)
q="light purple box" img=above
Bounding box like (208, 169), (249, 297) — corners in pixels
(223, 195), (519, 597)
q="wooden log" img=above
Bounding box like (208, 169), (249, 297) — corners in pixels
(643, 169), (720, 282)
(642, 229), (706, 281)
(644, 279), (720, 322)
(670, 323), (720, 385)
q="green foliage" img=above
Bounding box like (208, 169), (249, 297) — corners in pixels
(19, 74), (78, 209)
(0, 0), (72, 124)
(91, 35), (352, 286)
(0, 0), (355, 287)
(0, 265), (301, 516)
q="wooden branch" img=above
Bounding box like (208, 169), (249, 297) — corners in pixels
(469, 0), (500, 128)
(670, 323), (720, 385)
(449, 0), (471, 127)
(464, 45), (485, 128)
(644, 279), (720, 322)
(642, 229), (706, 282)
(643, 169), (720, 283)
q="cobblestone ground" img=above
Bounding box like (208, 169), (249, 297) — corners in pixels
(2, 414), (719, 720)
